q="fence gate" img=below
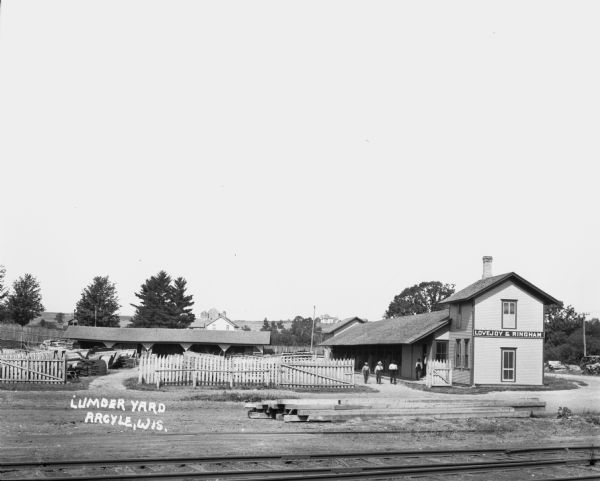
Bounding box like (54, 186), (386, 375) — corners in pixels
(0, 353), (67, 383)
(426, 359), (452, 388)
(280, 360), (355, 389)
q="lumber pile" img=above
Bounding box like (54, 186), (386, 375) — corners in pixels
(75, 358), (108, 376)
(245, 397), (546, 423)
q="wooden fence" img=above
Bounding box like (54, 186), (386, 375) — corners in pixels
(0, 351), (67, 383)
(138, 353), (354, 389)
(426, 359), (452, 387)
(0, 323), (67, 346)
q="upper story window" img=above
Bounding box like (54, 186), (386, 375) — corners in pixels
(457, 304), (462, 329)
(502, 300), (517, 329)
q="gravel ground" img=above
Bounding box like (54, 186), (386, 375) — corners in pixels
(1, 368), (599, 464)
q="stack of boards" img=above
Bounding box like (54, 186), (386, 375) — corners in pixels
(245, 398), (545, 422)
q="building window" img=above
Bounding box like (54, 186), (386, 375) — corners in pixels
(464, 339), (469, 368)
(502, 300), (517, 329)
(457, 304), (462, 329)
(501, 348), (516, 382)
(455, 339), (461, 367)
(435, 341), (448, 361)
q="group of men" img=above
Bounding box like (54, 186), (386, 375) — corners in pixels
(361, 358), (426, 384)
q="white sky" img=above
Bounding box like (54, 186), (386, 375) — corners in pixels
(1, 1), (598, 322)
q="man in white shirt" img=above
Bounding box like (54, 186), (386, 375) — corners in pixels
(388, 361), (398, 384)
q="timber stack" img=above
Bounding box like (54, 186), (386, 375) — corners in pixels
(245, 397), (546, 422)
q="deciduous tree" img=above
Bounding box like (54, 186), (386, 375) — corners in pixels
(385, 281), (455, 318)
(6, 274), (44, 326)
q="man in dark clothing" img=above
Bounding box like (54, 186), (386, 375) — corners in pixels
(415, 358), (423, 380)
(361, 362), (370, 383)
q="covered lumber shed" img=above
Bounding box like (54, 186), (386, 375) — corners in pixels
(320, 310), (450, 380)
(65, 326), (271, 356)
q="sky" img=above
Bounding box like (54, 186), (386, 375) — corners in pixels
(0, 1), (598, 322)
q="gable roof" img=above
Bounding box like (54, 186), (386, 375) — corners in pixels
(205, 314), (239, 329)
(321, 317), (366, 334)
(320, 310), (449, 346)
(65, 326), (270, 345)
(438, 272), (560, 306)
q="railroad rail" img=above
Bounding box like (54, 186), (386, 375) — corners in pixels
(0, 445), (598, 480)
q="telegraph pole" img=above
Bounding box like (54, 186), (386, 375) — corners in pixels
(582, 313), (590, 357)
(310, 305), (316, 352)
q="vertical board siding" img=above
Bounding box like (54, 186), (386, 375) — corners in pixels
(0, 352), (67, 383)
(139, 353), (355, 388)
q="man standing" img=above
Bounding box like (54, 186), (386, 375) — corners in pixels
(415, 358), (423, 380)
(388, 361), (398, 384)
(361, 362), (370, 384)
(375, 361), (384, 384)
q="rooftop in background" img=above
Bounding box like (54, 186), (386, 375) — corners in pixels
(320, 310), (449, 346)
(320, 316), (367, 334)
(65, 326), (271, 345)
(438, 272), (560, 306)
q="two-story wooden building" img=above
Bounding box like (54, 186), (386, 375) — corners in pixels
(437, 256), (559, 385)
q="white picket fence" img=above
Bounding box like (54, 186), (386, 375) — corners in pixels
(0, 351), (67, 383)
(138, 353), (355, 389)
(426, 359), (452, 387)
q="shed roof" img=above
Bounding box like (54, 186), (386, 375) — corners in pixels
(438, 272), (560, 305)
(321, 317), (366, 334)
(320, 310), (449, 346)
(65, 326), (270, 345)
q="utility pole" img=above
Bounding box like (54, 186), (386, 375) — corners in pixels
(582, 313), (590, 357)
(310, 305), (316, 353)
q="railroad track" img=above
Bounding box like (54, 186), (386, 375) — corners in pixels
(1, 445), (598, 480)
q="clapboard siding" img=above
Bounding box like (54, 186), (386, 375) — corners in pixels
(473, 338), (543, 385)
(448, 301), (473, 384)
(474, 281), (544, 331)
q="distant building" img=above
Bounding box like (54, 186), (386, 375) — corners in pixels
(204, 314), (239, 331)
(200, 308), (227, 323)
(319, 314), (340, 325)
(321, 317), (367, 341)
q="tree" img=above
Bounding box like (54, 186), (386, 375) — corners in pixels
(543, 303), (599, 364)
(74, 276), (121, 327)
(168, 277), (196, 328)
(6, 274), (44, 326)
(54, 312), (65, 325)
(261, 318), (270, 331)
(130, 271), (196, 328)
(385, 281), (455, 318)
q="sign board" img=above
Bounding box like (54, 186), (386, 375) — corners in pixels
(473, 330), (543, 339)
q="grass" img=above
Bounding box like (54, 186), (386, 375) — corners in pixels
(0, 377), (93, 391)
(400, 375), (586, 395)
(123, 377), (377, 395)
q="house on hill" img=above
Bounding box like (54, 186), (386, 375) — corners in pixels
(322, 257), (559, 385)
(188, 314), (239, 330)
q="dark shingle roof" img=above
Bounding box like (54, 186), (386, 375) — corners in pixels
(438, 272), (560, 305)
(320, 317), (366, 334)
(65, 326), (270, 345)
(320, 310), (449, 346)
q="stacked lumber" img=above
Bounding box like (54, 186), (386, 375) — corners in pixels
(76, 359), (108, 376)
(245, 397), (546, 423)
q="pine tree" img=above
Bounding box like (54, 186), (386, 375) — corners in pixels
(130, 271), (196, 328)
(169, 277), (195, 328)
(7, 274), (44, 326)
(74, 276), (121, 327)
